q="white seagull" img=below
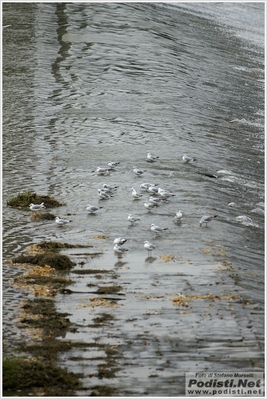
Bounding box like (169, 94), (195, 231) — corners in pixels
(55, 216), (73, 225)
(228, 202), (237, 207)
(128, 213), (140, 225)
(144, 240), (157, 256)
(97, 189), (112, 200)
(144, 201), (156, 211)
(147, 185), (159, 195)
(147, 150), (159, 162)
(30, 202), (45, 211)
(86, 204), (103, 214)
(150, 223), (168, 236)
(158, 188), (175, 199)
(182, 154), (195, 163)
(140, 182), (158, 191)
(199, 215), (218, 227)
(131, 187), (143, 199)
(114, 243), (129, 257)
(96, 166), (112, 175)
(102, 183), (118, 193)
(114, 237), (127, 246)
(174, 210), (183, 221)
(133, 166), (146, 177)
(148, 196), (161, 206)
(108, 161), (120, 169)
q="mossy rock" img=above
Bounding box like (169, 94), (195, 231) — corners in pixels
(13, 253), (75, 270)
(7, 191), (64, 209)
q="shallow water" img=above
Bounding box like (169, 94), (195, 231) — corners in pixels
(2, 2), (264, 395)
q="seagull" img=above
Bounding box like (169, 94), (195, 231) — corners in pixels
(114, 243), (129, 257)
(158, 188), (175, 199)
(174, 210), (183, 221)
(3, 25), (12, 30)
(133, 166), (146, 177)
(182, 154), (195, 163)
(30, 202), (45, 211)
(128, 213), (140, 225)
(147, 150), (159, 162)
(102, 183), (118, 193)
(148, 196), (161, 206)
(199, 215), (218, 227)
(228, 202), (237, 207)
(131, 187), (143, 199)
(114, 237), (127, 246)
(150, 223), (168, 236)
(55, 216), (73, 225)
(144, 201), (156, 212)
(97, 189), (112, 200)
(140, 182), (151, 190)
(140, 182), (158, 191)
(144, 240), (157, 256)
(108, 161), (120, 169)
(147, 185), (159, 195)
(86, 204), (103, 214)
(96, 166), (112, 175)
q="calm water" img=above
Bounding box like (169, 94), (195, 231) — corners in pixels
(2, 2), (264, 395)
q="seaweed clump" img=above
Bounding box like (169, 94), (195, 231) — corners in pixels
(31, 241), (93, 251)
(3, 357), (81, 396)
(7, 191), (64, 209)
(13, 252), (75, 271)
(30, 211), (56, 221)
(3, 297), (83, 396)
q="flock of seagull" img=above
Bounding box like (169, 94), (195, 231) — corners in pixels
(29, 151), (218, 259)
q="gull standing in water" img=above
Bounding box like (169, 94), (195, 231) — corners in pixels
(147, 185), (159, 195)
(150, 223), (168, 237)
(128, 213), (140, 225)
(174, 210), (183, 222)
(144, 241), (156, 256)
(114, 243), (129, 258)
(108, 161), (120, 169)
(131, 187), (143, 200)
(146, 150), (159, 162)
(86, 204), (103, 214)
(182, 154), (195, 163)
(140, 182), (158, 191)
(30, 202), (45, 211)
(148, 196), (161, 206)
(144, 201), (156, 212)
(199, 215), (218, 227)
(114, 237), (127, 246)
(133, 166), (146, 177)
(55, 216), (73, 225)
(97, 189), (112, 200)
(96, 166), (112, 175)
(102, 183), (119, 193)
(158, 188), (175, 199)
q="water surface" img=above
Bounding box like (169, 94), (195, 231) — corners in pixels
(3, 2), (264, 395)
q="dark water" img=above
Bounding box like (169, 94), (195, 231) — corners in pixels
(2, 2), (264, 395)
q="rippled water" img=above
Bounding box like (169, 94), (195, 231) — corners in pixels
(3, 2), (264, 395)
